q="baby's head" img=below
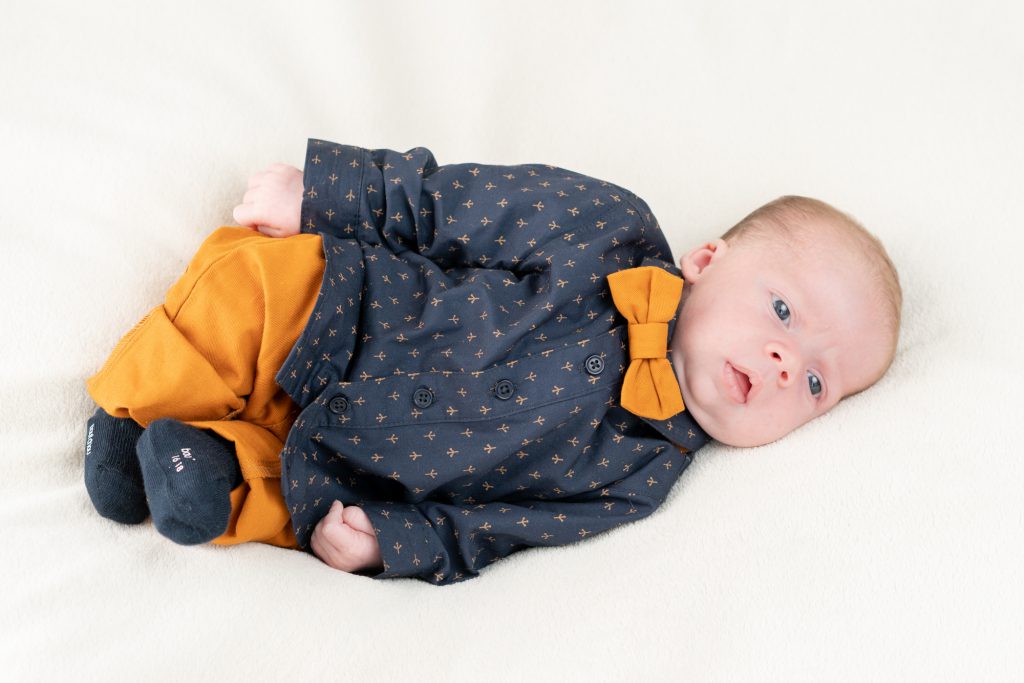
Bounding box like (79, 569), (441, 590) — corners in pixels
(669, 196), (901, 447)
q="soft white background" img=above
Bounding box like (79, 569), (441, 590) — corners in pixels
(1, 1), (1021, 680)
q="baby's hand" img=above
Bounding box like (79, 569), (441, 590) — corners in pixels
(310, 501), (384, 574)
(232, 163), (304, 237)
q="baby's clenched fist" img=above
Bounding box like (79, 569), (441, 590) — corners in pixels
(232, 163), (304, 237)
(310, 501), (384, 574)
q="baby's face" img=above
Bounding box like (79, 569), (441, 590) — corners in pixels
(669, 231), (891, 447)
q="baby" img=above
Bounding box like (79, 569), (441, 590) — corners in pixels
(83, 139), (901, 585)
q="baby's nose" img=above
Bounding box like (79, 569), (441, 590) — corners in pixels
(765, 342), (799, 386)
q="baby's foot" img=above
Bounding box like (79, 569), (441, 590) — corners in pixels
(135, 419), (242, 545)
(84, 408), (148, 524)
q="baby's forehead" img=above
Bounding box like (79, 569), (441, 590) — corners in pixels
(739, 225), (871, 273)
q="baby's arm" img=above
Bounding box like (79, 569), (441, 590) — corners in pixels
(309, 501), (384, 574)
(232, 163), (303, 237)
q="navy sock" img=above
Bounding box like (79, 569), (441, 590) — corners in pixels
(135, 418), (243, 546)
(84, 407), (148, 524)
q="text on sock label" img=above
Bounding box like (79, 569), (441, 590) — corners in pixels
(171, 447), (195, 473)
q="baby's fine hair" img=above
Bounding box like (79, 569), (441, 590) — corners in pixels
(721, 195), (902, 386)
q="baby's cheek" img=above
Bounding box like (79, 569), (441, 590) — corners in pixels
(686, 365), (721, 414)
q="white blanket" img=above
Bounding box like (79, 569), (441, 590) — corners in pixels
(2, 1), (1022, 680)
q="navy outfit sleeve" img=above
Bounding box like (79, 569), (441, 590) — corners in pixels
(362, 444), (692, 585)
(299, 138), (639, 272)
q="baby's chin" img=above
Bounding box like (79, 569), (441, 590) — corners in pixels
(686, 406), (742, 446)
(681, 391), (781, 448)
(693, 412), (768, 447)
(707, 413), (798, 448)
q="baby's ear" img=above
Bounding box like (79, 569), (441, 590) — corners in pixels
(679, 238), (728, 282)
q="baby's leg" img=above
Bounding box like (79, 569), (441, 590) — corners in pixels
(103, 415), (292, 547)
(83, 407), (146, 524)
(84, 226), (323, 543)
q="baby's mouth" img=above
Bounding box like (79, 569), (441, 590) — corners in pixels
(723, 361), (753, 404)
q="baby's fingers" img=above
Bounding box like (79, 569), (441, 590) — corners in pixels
(311, 503), (350, 561)
(342, 505), (376, 536)
(320, 501), (361, 545)
(325, 499), (346, 524)
(232, 202), (258, 227)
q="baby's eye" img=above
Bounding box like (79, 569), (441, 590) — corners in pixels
(807, 371), (822, 397)
(771, 295), (791, 324)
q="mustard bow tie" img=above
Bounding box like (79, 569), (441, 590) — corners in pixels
(607, 266), (685, 420)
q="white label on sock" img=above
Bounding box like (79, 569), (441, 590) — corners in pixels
(171, 447), (195, 473)
(85, 424), (95, 457)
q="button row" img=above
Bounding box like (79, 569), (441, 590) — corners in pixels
(327, 354), (606, 414)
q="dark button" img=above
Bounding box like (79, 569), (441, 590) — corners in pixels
(494, 379), (515, 400)
(328, 395), (349, 414)
(412, 386), (434, 408)
(585, 354), (605, 376)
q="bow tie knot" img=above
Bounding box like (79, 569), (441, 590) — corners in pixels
(628, 322), (670, 360)
(607, 266), (685, 420)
